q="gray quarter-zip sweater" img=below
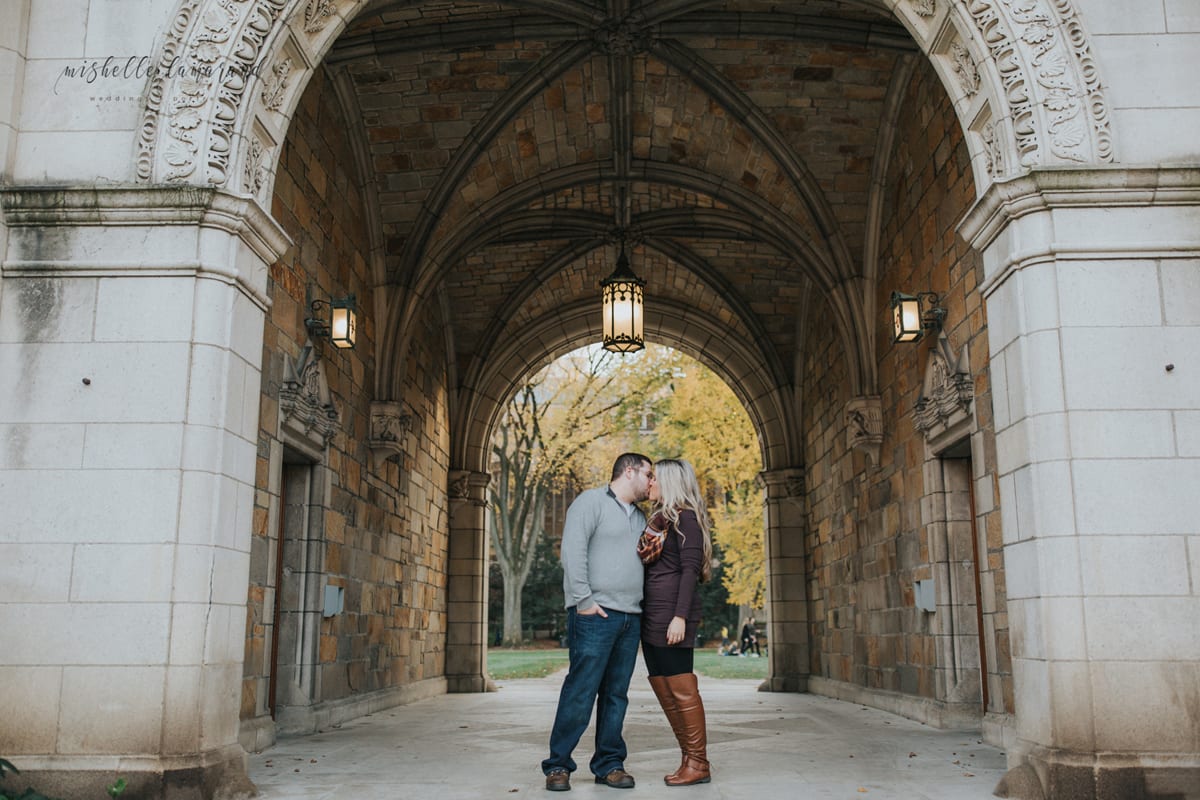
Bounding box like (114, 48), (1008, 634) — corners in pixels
(560, 486), (646, 613)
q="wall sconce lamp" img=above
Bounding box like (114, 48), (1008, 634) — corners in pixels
(305, 286), (357, 349)
(890, 291), (946, 344)
(600, 244), (645, 353)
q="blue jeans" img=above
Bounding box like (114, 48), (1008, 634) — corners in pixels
(543, 607), (641, 777)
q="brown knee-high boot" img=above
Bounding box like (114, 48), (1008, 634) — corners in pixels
(663, 673), (711, 785)
(648, 676), (689, 781)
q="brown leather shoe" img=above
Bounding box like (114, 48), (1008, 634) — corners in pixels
(545, 768), (571, 791)
(594, 768), (636, 789)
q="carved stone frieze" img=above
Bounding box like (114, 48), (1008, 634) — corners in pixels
(369, 400), (414, 462)
(1049, 0), (1113, 162)
(963, 0), (1112, 168)
(279, 344), (339, 451)
(134, 1), (197, 182)
(135, 0), (290, 187)
(964, 0), (1039, 167)
(209, 0), (288, 187)
(260, 58), (292, 111)
(845, 396), (883, 465)
(913, 333), (974, 447)
(1002, 0), (1087, 163)
(950, 42), (980, 97)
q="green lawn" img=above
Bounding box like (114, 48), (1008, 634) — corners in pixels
(487, 648), (569, 679)
(693, 649), (768, 680)
(486, 647), (768, 681)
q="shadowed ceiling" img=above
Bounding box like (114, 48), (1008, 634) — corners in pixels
(325, 0), (918, 390)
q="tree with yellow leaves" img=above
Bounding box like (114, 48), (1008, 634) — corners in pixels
(649, 354), (765, 610)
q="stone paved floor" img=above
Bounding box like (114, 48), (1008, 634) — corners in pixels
(248, 666), (1006, 799)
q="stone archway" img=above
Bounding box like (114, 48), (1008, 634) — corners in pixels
(8, 1), (1200, 799)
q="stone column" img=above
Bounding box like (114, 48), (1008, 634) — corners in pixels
(0, 187), (288, 798)
(445, 469), (495, 693)
(961, 168), (1200, 798)
(757, 467), (809, 692)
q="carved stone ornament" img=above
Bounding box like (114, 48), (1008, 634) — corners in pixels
(962, 0), (1112, 167)
(845, 396), (883, 465)
(279, 344), (339, 451)
(950, 42), (980, 97)
(243, 137), (268, 197)
(135, 0), (290, 187)
(594, 19), (654, 55)
(260, 57), (292, 111)
(448, 469), (491, 508)
(982, 119), (1004, 177)
(369, 400), (414, 462)
(448, 471), (471, 501)
(304, 0), (336, 33)
(913, 333), (974, 447)
(910, 0), (937, 17)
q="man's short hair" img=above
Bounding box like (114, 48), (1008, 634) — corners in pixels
(610, 452), (650, 482)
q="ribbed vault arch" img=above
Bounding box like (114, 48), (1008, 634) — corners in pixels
(379, 159), (855, 398)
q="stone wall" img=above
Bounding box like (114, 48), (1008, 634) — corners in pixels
(241, 69), (451, 745)
(804, 57), (1010, 722)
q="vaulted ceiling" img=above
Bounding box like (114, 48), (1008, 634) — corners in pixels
(324, 0), (920, 397)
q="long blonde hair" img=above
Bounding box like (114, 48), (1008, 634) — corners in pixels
(652, 458), (713, 582)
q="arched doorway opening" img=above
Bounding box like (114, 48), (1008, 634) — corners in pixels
(479, 343), (768, 671)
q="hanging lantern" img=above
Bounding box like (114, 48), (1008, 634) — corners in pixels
(600, 247), (645, 353)
(328, 295), (357, 349)
(890, 291), (924, 343)
(889, 290), (945, 344)
(305, 287), (358, 350)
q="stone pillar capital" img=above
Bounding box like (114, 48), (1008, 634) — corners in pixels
(757, 467), (805, 503)
(448, 469), (491, 508)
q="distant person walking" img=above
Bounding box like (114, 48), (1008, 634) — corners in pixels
(740, 617), (760, 657)
(637, 458), (713, 786)
(542, 453), (655, 792)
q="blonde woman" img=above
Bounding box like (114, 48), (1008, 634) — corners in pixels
(639, 458), (713, 786)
